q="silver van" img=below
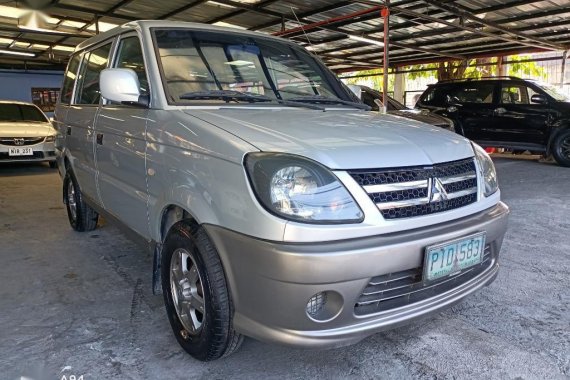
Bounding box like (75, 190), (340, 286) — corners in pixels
(54, 21), (509, 361)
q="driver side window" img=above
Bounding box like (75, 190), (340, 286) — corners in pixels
(113, 36), (149, 97)
(500, 84), (538, 105)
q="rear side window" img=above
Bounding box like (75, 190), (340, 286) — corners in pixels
(60, 54), (81, 104)
(449, 83), (495, 104)
(74, 43), (112, 105)
(419, 85), (450, 107)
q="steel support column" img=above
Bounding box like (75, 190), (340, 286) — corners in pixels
(382, 3), (390, 114)
(561, 50), (568, 88)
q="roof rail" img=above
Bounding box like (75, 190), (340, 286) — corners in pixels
(437, 76), (522, 84)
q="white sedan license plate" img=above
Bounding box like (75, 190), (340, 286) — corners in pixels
(8, 147), (33, 156)
(424, 232), (486, 283)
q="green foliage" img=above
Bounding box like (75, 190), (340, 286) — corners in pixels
(340, 69), (394, 91)
(507, 55), (546, 78)
(339, 55), (546, 86)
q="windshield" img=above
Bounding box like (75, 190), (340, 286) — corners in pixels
(533, 82), (570, 102)
(153, 29), (350, 105)
(0, 104), (48, 122)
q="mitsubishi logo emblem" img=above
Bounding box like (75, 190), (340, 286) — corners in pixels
(428, 177), (449, 203)
(14, 138), (25, 146)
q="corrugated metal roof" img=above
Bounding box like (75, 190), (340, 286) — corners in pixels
(0, 0), (567, 71)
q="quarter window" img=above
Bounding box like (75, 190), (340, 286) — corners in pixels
(75, 43), (112, 105)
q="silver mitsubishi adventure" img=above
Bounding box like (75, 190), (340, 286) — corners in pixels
(54, 21), (509, 361)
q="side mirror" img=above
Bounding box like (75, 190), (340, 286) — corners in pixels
(100, 68), (148, 107)
(531, 94), (548, 105)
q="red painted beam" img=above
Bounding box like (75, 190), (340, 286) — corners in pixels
(273, 6), (383, 37)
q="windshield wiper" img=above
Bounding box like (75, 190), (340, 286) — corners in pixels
(276, 99), (326, 111)
(287, 95), (371, 110)
(179, 90), (273, 103)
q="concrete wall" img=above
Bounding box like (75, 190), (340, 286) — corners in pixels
(0, 70), (63, 103)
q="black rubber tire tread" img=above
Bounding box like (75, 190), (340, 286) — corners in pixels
(161, 222), (243, 361)
(63, 170), (99, 232)
(552, 129), (570, 167)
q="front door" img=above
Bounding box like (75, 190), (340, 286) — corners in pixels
(95, 34), (151, 238)
(494, 82), (551, 146)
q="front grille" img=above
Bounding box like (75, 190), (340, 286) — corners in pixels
(354, 245), (493, 316)
(0, 152), (44, 160)
(0, 137), (45, 146)
(349, 158), (478, 220)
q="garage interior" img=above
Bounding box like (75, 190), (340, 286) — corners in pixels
(0, 0), (569, 378)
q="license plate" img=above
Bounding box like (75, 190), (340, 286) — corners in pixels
(8, 147), (33, 156)
(423, 232), (486, 283)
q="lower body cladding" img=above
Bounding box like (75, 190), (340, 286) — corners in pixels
(0, 141), (56, 164)
(206, 202), (509, 349)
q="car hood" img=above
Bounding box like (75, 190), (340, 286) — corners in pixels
(388, 109), (450, 126)
(185, 108), (474, 169)
(0, 122), (55, 137)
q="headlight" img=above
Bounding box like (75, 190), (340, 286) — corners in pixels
(472, 143), (498, 197)
(245, 153), (364, 224)
(45, 135), (56, 142)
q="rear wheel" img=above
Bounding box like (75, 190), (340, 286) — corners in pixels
(63, 170), (99, 231)
(552, 130), (570, 167)
(161, 222), (242, 361)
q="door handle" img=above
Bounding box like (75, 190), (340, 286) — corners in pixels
(96, 133), (104, 145)
(66, 126), (72, 135)
(494, 107), (507, 115)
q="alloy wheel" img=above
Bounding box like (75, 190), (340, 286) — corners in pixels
(170, 248), (205, 335)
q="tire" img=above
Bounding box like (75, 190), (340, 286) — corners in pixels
(49, 161), (57, 169)
(161, 222), (243, 361)
(63, 170), (99, 231)
(552, 130), (570, 167)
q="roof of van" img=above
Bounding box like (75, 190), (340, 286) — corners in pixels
(75, 20), (287, 53)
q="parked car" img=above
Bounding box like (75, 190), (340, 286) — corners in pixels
(415, 76), (570, 167)
(55, 21), (509, 361)
(0, 100), (57, 167)
(348, 84), (455, 131)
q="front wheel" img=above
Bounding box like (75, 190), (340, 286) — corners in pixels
(552, 130), (570, 167)
(161, 222), (243, 361)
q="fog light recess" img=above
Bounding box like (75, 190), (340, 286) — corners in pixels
(305, 291), (343, 322)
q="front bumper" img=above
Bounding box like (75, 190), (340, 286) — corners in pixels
(0, 141), (56, 163)
(206, 202), (509, 348)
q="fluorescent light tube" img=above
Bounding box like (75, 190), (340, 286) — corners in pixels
(348, 35), (384, 47)
(0, 49), (36, 57)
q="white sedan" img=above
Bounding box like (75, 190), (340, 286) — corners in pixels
(0, 100), (57, 167)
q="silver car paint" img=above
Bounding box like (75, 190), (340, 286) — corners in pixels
(55, 21), (509, 348)
(207, 202), (508, 348)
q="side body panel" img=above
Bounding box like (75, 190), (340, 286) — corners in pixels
(64, 105), (99, 201)
(95, 107), (150, 237)
(144, 110), (288, 243)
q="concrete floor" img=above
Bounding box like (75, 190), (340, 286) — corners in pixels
(1, 157), (568, 380)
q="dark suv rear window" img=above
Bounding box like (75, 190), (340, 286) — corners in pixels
(419, 85), (450, 107)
